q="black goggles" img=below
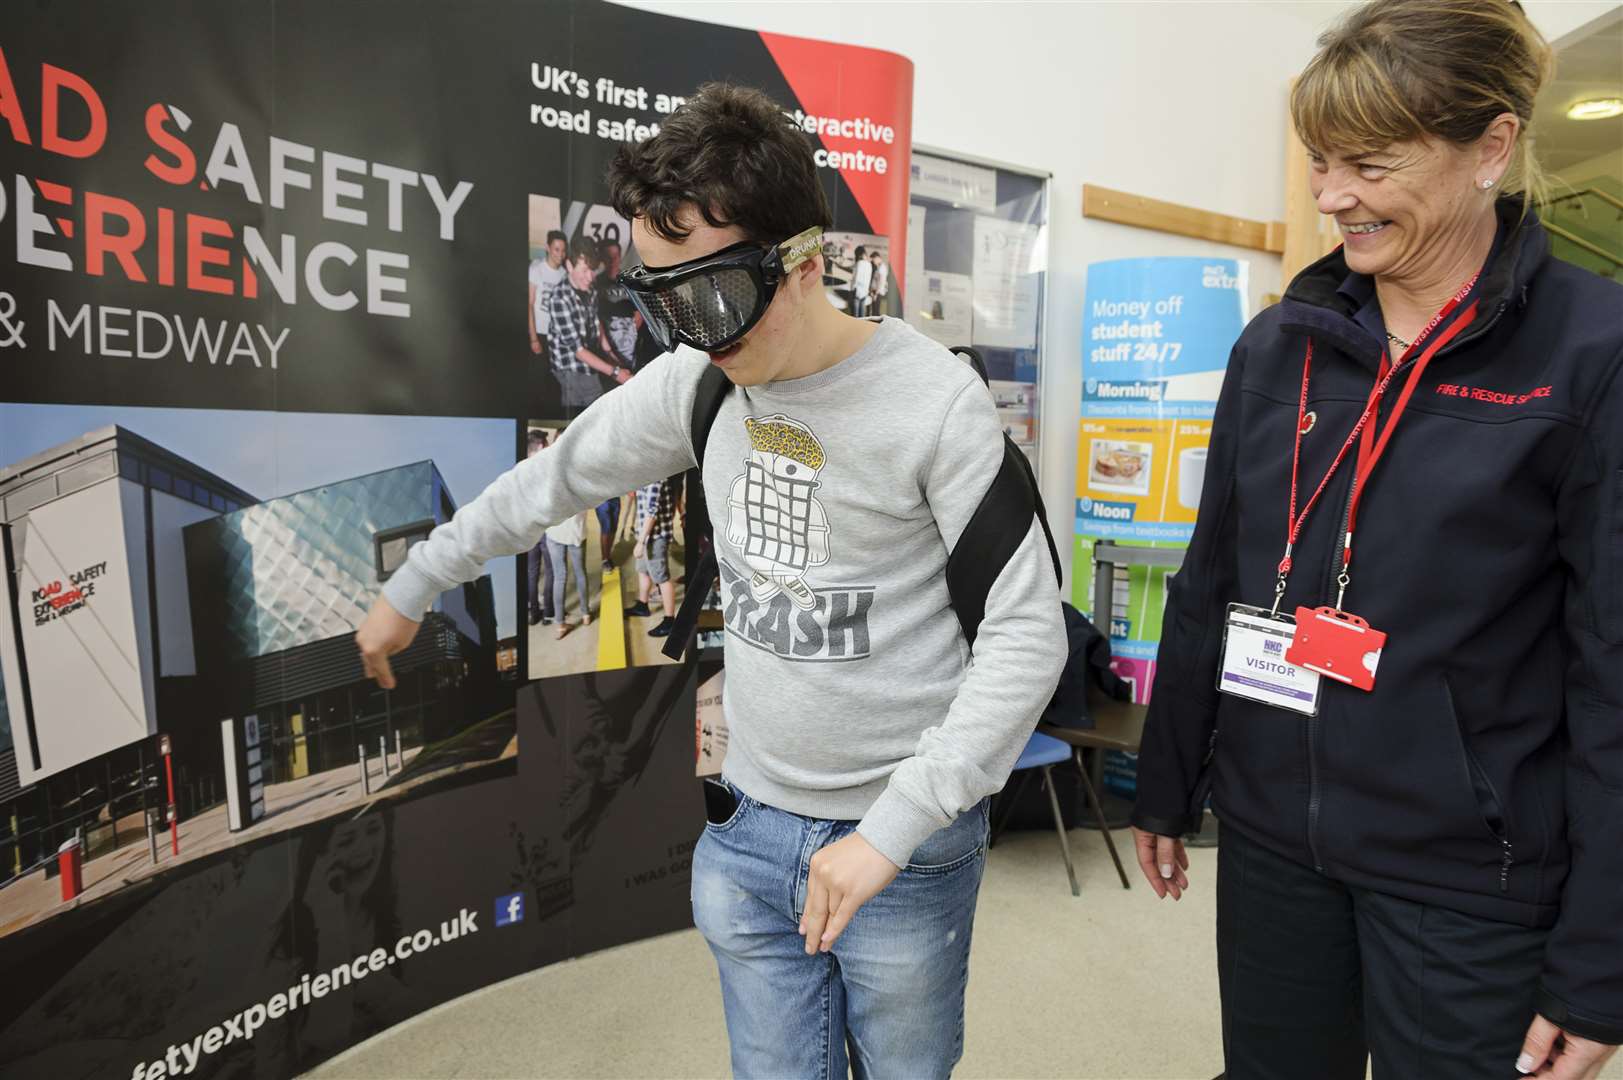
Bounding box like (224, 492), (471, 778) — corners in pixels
(617, 226), (823, 352)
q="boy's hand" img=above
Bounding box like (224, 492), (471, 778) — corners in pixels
(799, 833), (899, 954)
(355, 596), (420, 689)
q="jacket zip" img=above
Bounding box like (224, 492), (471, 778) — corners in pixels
(1302, 300), (1510, 877)
(1454, 679), (1517, 894)
(1471, 757), (1515, 894)
(1304, 470), (1356, 876)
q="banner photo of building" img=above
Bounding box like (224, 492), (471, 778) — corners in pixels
(1073, 257), (1248, 703)
(0, 2), (913, 1075)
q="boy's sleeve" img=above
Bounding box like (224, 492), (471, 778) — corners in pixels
(856, 377), (1067, 868)
(382, 350), (700, 621)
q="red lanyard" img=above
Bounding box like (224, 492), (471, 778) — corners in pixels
(1271, 275), (1481, 615)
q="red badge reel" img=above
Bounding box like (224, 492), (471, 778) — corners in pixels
(1286, 607), (1386, 691)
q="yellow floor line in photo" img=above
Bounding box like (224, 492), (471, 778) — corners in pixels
(596, 567), (627, 671)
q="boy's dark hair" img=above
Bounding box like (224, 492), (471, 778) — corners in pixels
(546, 230), (567, 247)
(568, 235), (602, 268)
(607, 83), (833, 246)
(527, 428), (548, 450)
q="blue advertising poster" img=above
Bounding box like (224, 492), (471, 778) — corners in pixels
(1072, 257), (1247, 711)
(1082, 258), (1248, 421)
(1076, 258), (1247, 545)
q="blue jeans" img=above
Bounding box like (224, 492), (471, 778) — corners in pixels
(691, 782), (989, 1079)
(527, 538), (554, 620)
(545, 537), (589, 621)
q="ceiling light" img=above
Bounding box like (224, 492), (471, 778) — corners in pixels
(1567, 98), (1623, 121)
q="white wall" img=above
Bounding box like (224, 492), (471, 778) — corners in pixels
(1558, 147), (1623, 185)
(616, 0), (1614, 589)
(1528, 0), (1623, 43)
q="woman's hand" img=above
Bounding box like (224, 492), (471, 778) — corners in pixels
(1131, 826), (1190, 900)
(1518, 1015), (1618, 1078)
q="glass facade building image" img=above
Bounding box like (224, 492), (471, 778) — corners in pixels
(0, 426), (499, 882)
(183, 461), (500, 787)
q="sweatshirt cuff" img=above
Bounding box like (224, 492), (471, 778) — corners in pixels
(857, 785), (947, 870)
(1537, 985), (1623, 1046)
(380, 561), (439, 624)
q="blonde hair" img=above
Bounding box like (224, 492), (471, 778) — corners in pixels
(1291, 0), (1555, 216)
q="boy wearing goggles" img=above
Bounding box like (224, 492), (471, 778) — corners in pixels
(357, 83), (1064, 1077)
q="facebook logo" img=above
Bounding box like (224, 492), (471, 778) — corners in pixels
(495, 892), (525, 928)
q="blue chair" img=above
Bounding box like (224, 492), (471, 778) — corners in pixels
(990, 731), (1080, 896)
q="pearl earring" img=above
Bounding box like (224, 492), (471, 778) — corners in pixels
(1480, 178), (1495, 189)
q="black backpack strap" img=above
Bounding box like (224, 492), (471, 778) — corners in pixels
(952, 344), (991, 387)
(689, 362), (732, 468)
(662, 364), (732, 661)
(945, 344), (1062, 651)
(946, 436), (1061, 650)
(1008, 435), (1063, 583)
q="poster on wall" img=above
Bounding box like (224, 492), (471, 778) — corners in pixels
(907, 151), (1047, 473)
(0, 2), (913, 1075)
(908, 154), (997, 212)
(906, 269), (973, 347)
(970, 215), (1042, 350)
(1072, 257), (1247, 706)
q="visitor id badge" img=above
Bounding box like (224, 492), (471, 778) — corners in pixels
(1286, 606), (1386, 692)
(1218, 604), (1322, 716)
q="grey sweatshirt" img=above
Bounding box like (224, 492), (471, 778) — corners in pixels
(384, 317), (1066, 866)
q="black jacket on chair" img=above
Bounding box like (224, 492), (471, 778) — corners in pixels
(1040, 603), (1131, 730)
(1131, 201), (1623, 1044)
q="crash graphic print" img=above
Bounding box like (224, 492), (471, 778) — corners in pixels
(726, 414), (831, 610)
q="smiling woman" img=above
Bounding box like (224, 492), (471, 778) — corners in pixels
(1129, 2), (1623, 1079)
(1288, 0), (1553, 341)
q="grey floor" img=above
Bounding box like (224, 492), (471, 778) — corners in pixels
(307, 824), (1623, 1080)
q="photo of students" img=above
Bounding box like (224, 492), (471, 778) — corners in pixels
(596, 239), (641, 371)
(868, 248), (896, 316)
(548, 236), (634, 417)
(545, 508), (592, 638)
(529, 198), (645, 418)
(850, 245), (874, 316)
(523, 423), (686, 681)
(528, 229), (568, 363)
(819, 231), (891, 316)
(526, 428), (555, 626)
(625, 475), (680, 639)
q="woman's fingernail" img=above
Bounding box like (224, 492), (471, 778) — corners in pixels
(1516, 1053), (1534, 1074)
(1160, 863), (1173, 878)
